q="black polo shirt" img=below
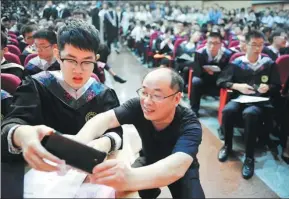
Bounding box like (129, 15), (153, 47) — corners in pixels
(114, 98), (202, 169)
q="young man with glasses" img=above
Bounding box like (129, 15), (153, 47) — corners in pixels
(75, 67), (205, 199)
(216, 30), (281, 179)
(190, 32), (232, 118)
(2, 19), (123, 192)
(262, 30), (288, 61)
(24, 29), (60, 76)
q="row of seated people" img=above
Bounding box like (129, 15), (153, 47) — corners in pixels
(126, 25), (289, 179)
(1, 29), (127, 84)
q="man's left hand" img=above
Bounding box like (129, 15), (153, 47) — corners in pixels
(89, 159), (132, 191)
(258, 83), (269, 94)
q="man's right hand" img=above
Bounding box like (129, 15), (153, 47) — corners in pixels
(13, 125), (63, 172)
(232, 83), (256, 95)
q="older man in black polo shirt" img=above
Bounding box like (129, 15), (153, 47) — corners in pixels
(76, 67), (205, 199)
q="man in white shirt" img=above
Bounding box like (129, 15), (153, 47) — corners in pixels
(261, 10), (274, 27)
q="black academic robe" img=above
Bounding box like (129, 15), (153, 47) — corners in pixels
(217, 54), (281, 100)
(24, 59), (61, 77)
(104, 10), (119, 43)
(262, 46), (279, 61)
(91, 7), (100, 30)
(193, 47), (233, 84)
(1, 71), (123, 198)
(2, 71), (123, 161)
(1, 60), (24, 79)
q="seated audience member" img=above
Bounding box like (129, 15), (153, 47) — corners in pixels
(262, 30), (288, 61)
(216, 30), (281, 179)
(1, 89), (13, 121)
(19, 24), (36, 54)
(25, 29), (60, 76)
(190, 32), (232, 117)
(175, 31), (202, 86)
(1, 19), (123, 166)
(1, 32), (24, 78)
(155, 27), (175, 57)
(229, 35), (247, 53)
(76, 67), (205, 199)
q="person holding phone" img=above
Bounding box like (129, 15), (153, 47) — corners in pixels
(75, 67), (205, 199)
(216, 30), (281, 179)
(1, 19), (123, 170)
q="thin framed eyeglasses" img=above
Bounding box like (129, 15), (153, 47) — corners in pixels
(60, 58), (96, 71)
(136, 88), (179, 102)
(35, 44), (52, 51)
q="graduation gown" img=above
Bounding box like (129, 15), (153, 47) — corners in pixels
(2, 70), (123, 160)
(104, 10), (119, 43)
(194, 47), (232, 84)
(1, 70), (123, 198)
(217, 54), (281, 100)
(24, 57), (61, 76)
(262, 46), (279, 61)
(1, 60), (24, 79)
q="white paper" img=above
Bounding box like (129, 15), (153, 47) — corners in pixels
(232, 95), (269, 103)
(24, 169), (115, 198)
(178, 54), (194, 62)
(202, 65), (221, 72)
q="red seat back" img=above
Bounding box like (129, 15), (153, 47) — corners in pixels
(276, 54), (289, 85)
(229, 52), (245, 63)
(8, 38), (19, 46)
(196, 44), (206, 50)
(24, 53), (38, 67)
(173, 38), (186, 58)
(228, 40), (240, 48)
(3, 52), (21, 65)
(149, 31), (160, 49)
(8, 33), (17, 39)
(7, 44), (21, 56)
(1, 73), (21, 94)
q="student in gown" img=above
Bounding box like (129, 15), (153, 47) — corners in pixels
(216, 30), (281, 179)
(1, 31), (24, 79)
(262, 30), (288, 61)
(1, 19), (123, 169)
(190, 32), (232, 118)
(75, 67), (205, 199)
(24, 29), (60, 76)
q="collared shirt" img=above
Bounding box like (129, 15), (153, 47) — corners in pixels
(240, 54), (262, 71)
(29, 56), (57, 71)
(267, 45), (280, 57)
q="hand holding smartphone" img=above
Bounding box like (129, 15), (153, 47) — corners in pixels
(41, 132), (107, 174)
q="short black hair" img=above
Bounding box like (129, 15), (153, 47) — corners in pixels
(1, 31), (8, 49)
(245, 30), (265, 43)
(33, 29), (57, 44)
(72, 9), (87, 19)
(208, 32), (222, 41)
(268, 30), (286, 44)
(57, 18), (100, 54)
(20, 25), (35, 37)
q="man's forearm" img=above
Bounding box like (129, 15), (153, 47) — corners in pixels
(75, 113), (110, 144)
(127, 153), (192, 191)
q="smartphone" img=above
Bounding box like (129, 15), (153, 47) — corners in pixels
(41, 132), (107, 174)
